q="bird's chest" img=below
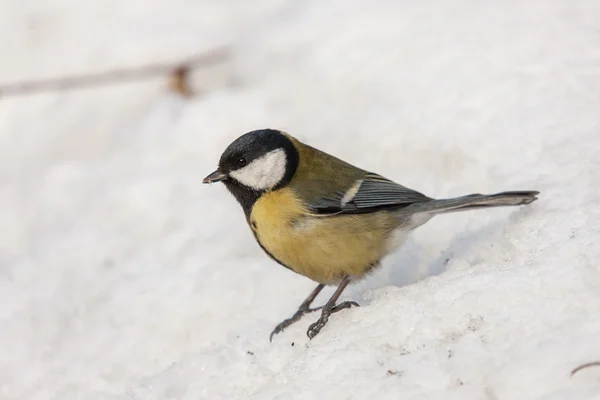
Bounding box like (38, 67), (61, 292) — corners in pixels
(247, 188), (394, 284)
(248, 189), (308, 267)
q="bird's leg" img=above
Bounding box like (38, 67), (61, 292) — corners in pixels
(270, 284), (325, 341)
(306, 276), (359, 340)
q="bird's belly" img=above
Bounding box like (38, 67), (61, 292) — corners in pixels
(250, 189), (394, 284)
(384, 227), (409, 254)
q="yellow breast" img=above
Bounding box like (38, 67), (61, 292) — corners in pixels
(249, 188), (395, 284)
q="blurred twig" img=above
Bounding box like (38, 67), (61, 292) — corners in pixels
(0, 46), (229, 97)
(571, 361), (600, 376)
(169, 65), (193, 97)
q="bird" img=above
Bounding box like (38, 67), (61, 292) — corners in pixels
(202, 129), (539, 340)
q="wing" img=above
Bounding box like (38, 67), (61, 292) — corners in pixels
(310, 172), (432, 215)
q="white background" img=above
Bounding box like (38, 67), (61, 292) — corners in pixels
(1, 0), (599, 399)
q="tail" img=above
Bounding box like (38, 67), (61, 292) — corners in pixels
(408, 190), (540, 214)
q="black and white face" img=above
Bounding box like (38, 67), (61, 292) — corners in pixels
(227, 147), (288, 191)
(203, 129), (299, 215)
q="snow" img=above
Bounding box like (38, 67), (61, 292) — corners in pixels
(1, 0), (600, 399)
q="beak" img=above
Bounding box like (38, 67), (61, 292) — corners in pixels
(202, 170), (228, 184)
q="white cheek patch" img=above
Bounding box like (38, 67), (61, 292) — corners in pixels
(229, 148), (287, 190)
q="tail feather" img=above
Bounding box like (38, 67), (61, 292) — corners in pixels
(409, 190), (539, 214)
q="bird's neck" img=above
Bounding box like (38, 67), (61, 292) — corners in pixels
(223, 180), (263, 218)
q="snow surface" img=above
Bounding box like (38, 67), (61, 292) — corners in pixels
(1, 0), (600, 399)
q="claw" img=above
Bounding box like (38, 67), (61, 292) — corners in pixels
(331, 301), (359, 313)
(269, 304), (325, 341)
(270, 278), (358, 341)
(307, 314), (329, 339)
(269, 284), (326, 342)
(306, 300), (360, 340)
(269, 310), (303, 342)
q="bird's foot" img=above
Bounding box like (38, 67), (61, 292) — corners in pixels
(269, 306), (323, 341)
(306, 301), (360, 340)
(331, 301), (359, 313)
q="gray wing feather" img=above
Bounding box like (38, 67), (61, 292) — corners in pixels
(311, 173), (431, 214)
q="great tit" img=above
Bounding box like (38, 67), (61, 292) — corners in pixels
(203, 129), (539, 340)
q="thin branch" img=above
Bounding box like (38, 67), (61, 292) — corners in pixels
(0, 46), (230, 96)
(571, 361), (600, 376)
(169, 65), (193, 97)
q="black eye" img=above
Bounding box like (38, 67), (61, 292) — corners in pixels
(236, 158), (247, 167)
